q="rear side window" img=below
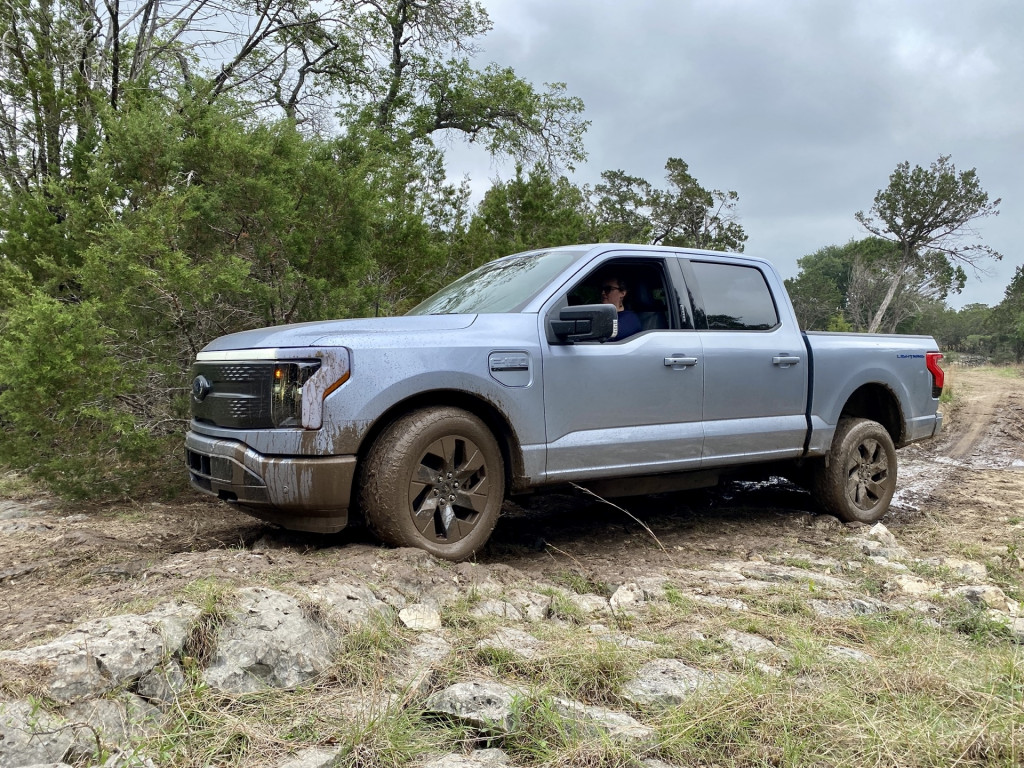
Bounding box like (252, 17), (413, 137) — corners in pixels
(690, 262), (779, 331)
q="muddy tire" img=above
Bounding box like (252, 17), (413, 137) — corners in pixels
(359, 407), (504, 561)
(813, 418), (897, 524)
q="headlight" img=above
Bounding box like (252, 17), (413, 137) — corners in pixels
(271, 361), (321, 428)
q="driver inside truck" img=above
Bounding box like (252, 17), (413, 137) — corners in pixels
(600, 275), (642, 340)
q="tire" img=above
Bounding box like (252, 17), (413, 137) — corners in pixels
(813, 418), (897, 524)
(359, 407), (505, 561)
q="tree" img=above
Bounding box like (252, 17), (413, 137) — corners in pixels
(785, 244), (853, 331)
(592, 158), (746, 249)
(786, 237), (966, 333)
(466, 164), (595, 263)
(991, 266), (1024, 363)
(592, 169), (653, 243)
(855, 155), (1001, 333)
(649, 158), (747, 252)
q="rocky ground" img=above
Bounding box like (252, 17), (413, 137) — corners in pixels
(0, 365), (1022, 768)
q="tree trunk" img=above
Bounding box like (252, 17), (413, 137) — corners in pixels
(867, 252), (910, 333)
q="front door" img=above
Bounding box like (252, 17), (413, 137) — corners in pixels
(541, 257), (705, 482)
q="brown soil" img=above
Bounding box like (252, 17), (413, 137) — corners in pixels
(2, 366), (1022, 651)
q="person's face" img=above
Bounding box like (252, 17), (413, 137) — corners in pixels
(601, 282), (626, 310)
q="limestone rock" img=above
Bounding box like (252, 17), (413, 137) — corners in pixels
(886, 575), (938, 597)
(866, 523), (899, 548)
(735, 563), (849, 590)
(551, 698), (655, 744)
(392, 633), (451, 697)
(687, 594), (748, 612)
(202, 588), (335, 693)
(502, 590), (550, 622)
(1009, 618), (1024, 644)
(416, 749), (510, 768)
(0, 700), (75, 768)
(622, 659), (728, 707)
(275, 746), (344, 768)
(0, 603), (199, 703)
(475, 628), (545, 660)
(63, 694), (162, 762)
(609, 582), (645, 612)
(399, 604), (442, 631)
(569, 593), (611, 616)
(809, 598), (888, 619)
(469, 600), (523, 621)
(425, 681), (520, 734)
(867, 555), (910, 571)
(136, 661), (187, 709)
(809, 515), (844, 532)
(827, 646), (873, 663)
(923, 557), (988, 583)
(722, 629), (790, 660)
(953, 585), (1015, 613)
(307, 582), (391, 629)
(0, 498), (53, 519)
(373, 550), (460, 609)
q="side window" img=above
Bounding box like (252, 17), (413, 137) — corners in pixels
(561, 259), (682, 339)
(690, 262), (779, 331)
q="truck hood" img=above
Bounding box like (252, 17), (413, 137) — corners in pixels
(201, 315), (477, 352)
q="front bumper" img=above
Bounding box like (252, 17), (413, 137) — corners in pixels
(185, 430), (355, 533)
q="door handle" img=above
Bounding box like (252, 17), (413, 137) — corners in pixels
(664, 356), (698, 367)
(772, 355), (801, 367)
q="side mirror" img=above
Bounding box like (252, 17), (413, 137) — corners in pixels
(549, 304), (617, 343)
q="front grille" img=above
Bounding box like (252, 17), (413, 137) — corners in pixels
(190, 361), (276, 429)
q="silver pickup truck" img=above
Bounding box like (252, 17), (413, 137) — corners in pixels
(186, 244), (944, 560)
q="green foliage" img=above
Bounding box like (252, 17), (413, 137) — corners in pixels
(855, 155), (1000, 333)
(788, 236), (973, 334)
(990, 265), (1024, 363)
(0, 293), (156, 497)
(593, 158), (747, 250)
(466, 163), (596, 263)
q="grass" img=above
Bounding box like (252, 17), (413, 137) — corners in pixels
(93, 579), (1024, 768)
(181, 578), (237, 667)
(0, 468), (39, 499)
(553, 569), (612, 597)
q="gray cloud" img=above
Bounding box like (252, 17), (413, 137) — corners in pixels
(447, 0), (1022, 307)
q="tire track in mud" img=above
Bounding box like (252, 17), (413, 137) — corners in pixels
(893, 368), (1024, 512)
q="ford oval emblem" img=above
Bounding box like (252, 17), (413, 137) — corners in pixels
(192, 375), (212, 402)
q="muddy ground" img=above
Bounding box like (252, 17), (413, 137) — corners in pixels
(2, 366), (1022, 651)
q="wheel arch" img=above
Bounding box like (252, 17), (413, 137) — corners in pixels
(356, 390), (526, 492)
(838, 383), (906, 446)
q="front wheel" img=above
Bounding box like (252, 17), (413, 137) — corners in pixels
(813, 418), (897, 524)
(359, 407), (505, 561)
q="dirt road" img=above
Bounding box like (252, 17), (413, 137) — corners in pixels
(1, 366), (1022, 651)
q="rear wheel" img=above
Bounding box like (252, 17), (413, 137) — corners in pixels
(360, 407), (504, 561)
(813, 418), (897, 524)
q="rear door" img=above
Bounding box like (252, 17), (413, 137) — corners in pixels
(683, 258), (808, 465)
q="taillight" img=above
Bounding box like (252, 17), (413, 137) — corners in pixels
(926, 352), (944, 399)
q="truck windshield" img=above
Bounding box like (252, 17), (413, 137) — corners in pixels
(407, 248), (584, 315)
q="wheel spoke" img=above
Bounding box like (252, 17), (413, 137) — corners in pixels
(412, 496), (439, 533)
(455, 480), (491, 514)
(414, 463), (438, 485)
(439, 435), (459, 467)
(865, 479), (887, 500)
(860, 439), (880, 463)
(456, 446), (485, 477)
(846, 474), (862, 499)
(439, 501), (456, 534)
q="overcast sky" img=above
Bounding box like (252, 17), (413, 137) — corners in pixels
(445, 0), (1023, 309)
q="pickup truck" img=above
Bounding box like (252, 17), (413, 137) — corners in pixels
(185, 244), (944, 560)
